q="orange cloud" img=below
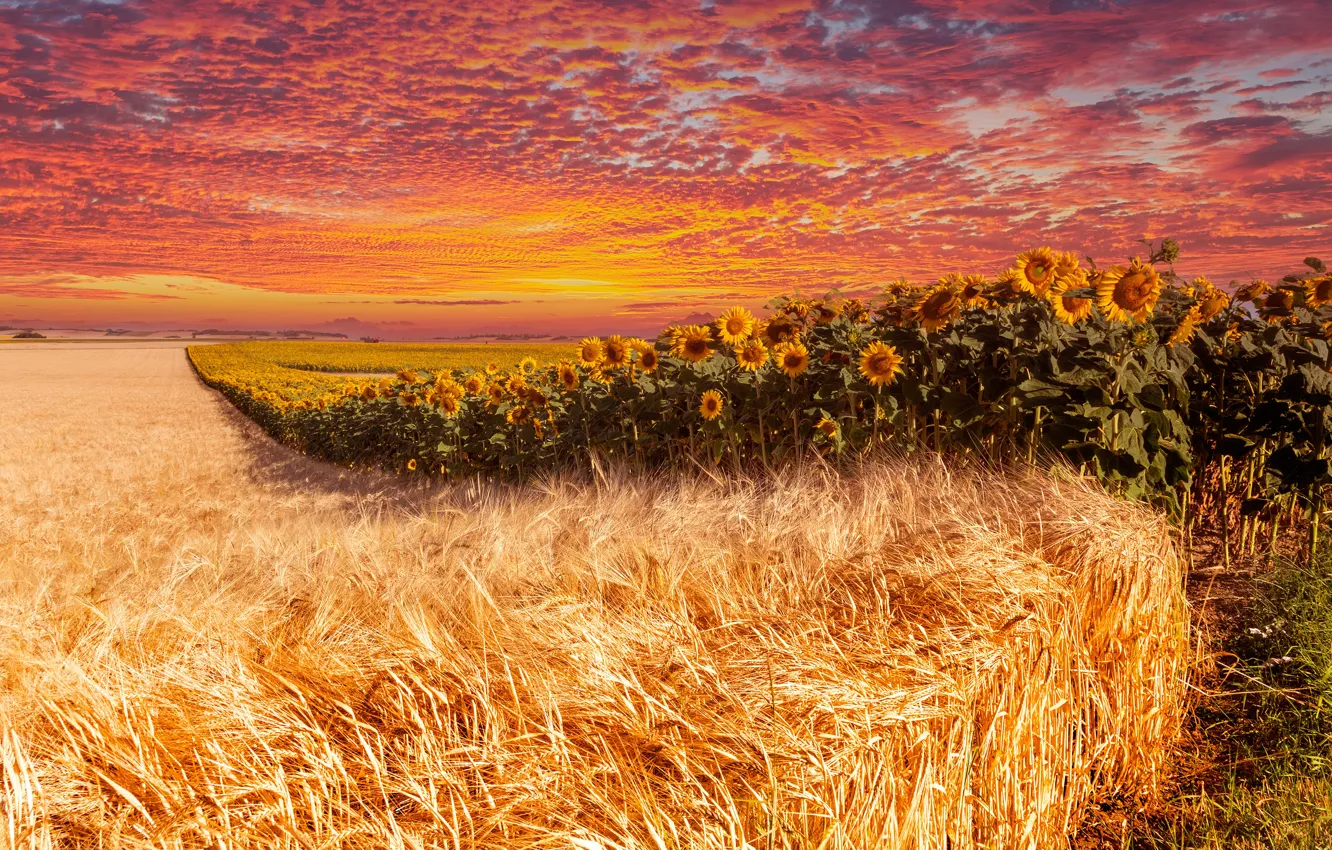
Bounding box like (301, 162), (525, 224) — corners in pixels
(2, 0), (1331, 331)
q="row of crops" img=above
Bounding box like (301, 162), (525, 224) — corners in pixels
(189, 246), (1332, 547)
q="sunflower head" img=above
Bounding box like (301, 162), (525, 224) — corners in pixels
(715, 307), (756, 345)
(735, 340), (769, 371)
(506, 404), (531, 425)
(505, 373), (528, 394)
(1095, 257), (1162, 323)
(1260, 287), (1297, 323)
(406, 458), (417, 472)
(813, 302), (839, 325)
(858, 341), (903, 387)
(774, 341), (810, 378)
(671, 325), (714, 363)
(518, 357), (538, 376)
(637, 345), (659, 373)
(360, 385), (378, 401)
(1167, 305), (1202, 348)
(915, 282), (961, 331)
(524, 386), (549, 407)
(557, 361), (579, 391)
(486, 382), (505, 406)
(699, 389), (724, 421)
(396, 369), (420, 385)
(435, 377), (463, 398)
(439, 393), (461, 416)
(602, 335), (631, 369)
(960, 274), (990, 309)
(760, 316), (798, 347)
(987, 269), (1023, 306)
(1050, 270), (1093, 325)
(399, 391), (420, 407)
(842, 298), (870, 323)
(1010, 247), (1059, 297)
(577, 337), (605, 367)
(1234, 280), (1272, 303)
(815, 417), (838, 438)
(1306, 275), (1332, 308)
(1198, 289), (1231, 321)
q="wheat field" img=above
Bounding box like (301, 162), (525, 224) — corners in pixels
(0, 346), (1188, 848)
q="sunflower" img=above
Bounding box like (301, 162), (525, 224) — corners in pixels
(960, 274), (990, 309)
(699, 389), (724, 421)
(435, 377), (463, 399)
(1055, 251), (1082, 278)
(557, 361), (579, 391)
(506, 405), (531, 425)
(486, 382), (505, 406)
(485, 362), (500, 375)
(1260, 288), (1296, 323)
(1198, 289), (1230, 321)
(1167, 305), (1202, 347)
(715, 307), (756, 344)
(842, 298), (870, 323)
(1010, 247), (1059, 297)
(813, 302), (839, 325)
(883, 279), (914, 300)
(735, 340), (768, 371)
(406, 458), (417, 472)
(463, 372), (486, 395)
(399, 391), (421, 406)
(519, 357), (539, 375)
(1306, 275), (1332, 308)
(505, 373), (528, 394)
(636, 344), (659, 373)
(671, 325), (714, 363)
(1095, 258), (1162, 323)
(858, 341), (903, 387)
(815, 417), (838, 438)
(524, 386), (549, 407)
(360, 385), (378, 401)
(1050, 270), (1093, 324)
(1234, 280), (1271, 303)
(577, 337), (605, 367)
(396, 369), (420, 385)
(760, 316), (797, 347)
(987, 269), (1023, 306)
(602, 335), (631, 369)
(439, 393), (461, 416)
(774, 342), (810, 377)
(915, 282), (961, 331)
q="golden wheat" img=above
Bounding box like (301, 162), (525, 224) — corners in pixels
(0, 347), (1188, 848)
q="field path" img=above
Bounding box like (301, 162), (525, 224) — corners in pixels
(0, 345), (421, 594)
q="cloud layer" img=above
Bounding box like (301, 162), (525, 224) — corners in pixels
(2, 0), (1330, 325)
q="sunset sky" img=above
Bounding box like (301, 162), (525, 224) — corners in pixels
(2, 0), (1330, 336)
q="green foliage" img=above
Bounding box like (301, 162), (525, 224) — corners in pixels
(188, 248), (1332, 520)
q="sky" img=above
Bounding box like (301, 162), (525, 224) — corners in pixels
(2, 0), (1331, 337)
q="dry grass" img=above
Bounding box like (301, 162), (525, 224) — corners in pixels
(0, 347), (1188, 849)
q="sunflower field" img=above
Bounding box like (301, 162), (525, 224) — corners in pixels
(189, 246), (1332, 548)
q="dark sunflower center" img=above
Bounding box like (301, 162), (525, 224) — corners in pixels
(726, 318), (746, 335)
(922, 291), (957, 318)
(1027, 263), (1053, 284)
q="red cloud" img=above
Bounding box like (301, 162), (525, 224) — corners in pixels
(1, 0), (1330, 323)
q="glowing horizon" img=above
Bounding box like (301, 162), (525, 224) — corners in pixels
(2, 0), (1330, 337)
